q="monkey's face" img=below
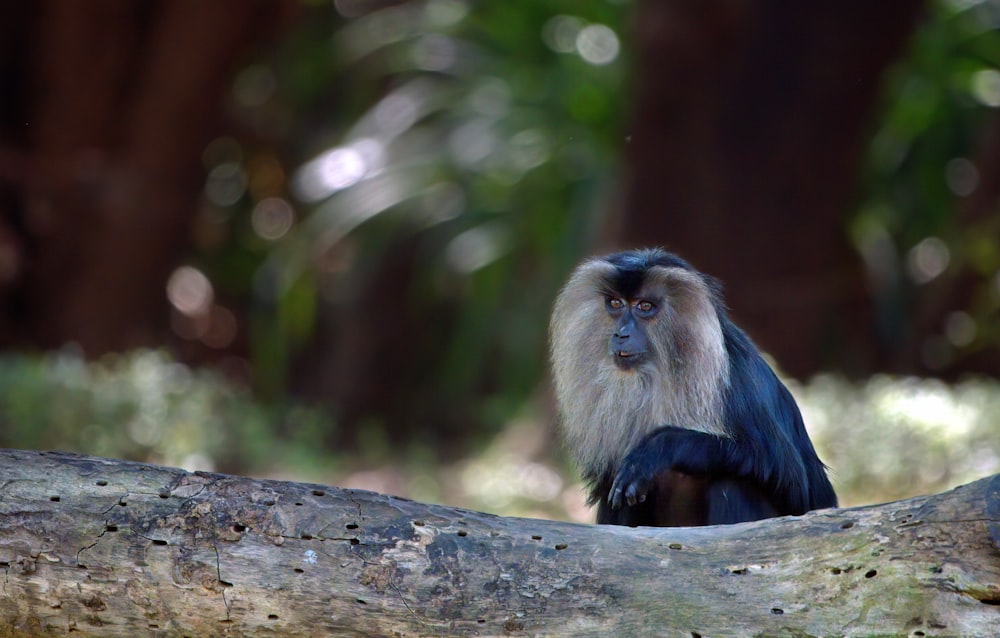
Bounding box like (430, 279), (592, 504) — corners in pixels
(605, 294), (659, 370)
(549, 249), (732, 476)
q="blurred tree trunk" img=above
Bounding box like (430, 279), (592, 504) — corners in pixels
(0, 0), (297, 355)
(619, 1), (925, 377)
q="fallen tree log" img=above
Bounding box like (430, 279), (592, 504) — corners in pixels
(0, 449), (996, 637)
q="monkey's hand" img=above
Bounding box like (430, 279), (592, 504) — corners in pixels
(608, 458), (654, 509)
(608, 426), (746, 510)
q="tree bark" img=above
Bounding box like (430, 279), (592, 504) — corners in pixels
(619, 0), (926, 377)
(0, 450), (996, 636)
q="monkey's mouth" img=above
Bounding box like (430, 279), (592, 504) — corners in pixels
(612, 350), (645, 369)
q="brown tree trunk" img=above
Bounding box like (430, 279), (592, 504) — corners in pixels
(619, 1), (925, 377)
(0, 1), (297, 354)
(0, 449), (997, 636)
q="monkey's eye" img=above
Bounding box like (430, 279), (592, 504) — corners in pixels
(634, 300), (657, 317)
(606, 297), (625, 312)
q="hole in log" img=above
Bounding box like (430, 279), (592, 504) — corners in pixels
(669, 543), (683, 550)
(95, 480), (108, 487)
(233, 524), (247, 533)
(555, 543), (568, 551)
(268, 614), (279, 620)
(840, 521), (854, 529)
(158, 492), (170, 499)
(105, 525), (118, 532)
(49, 496), (61, 502)
(219, 580), (234, 588)
(865, 569), (877, 579)
(531, 535), (542, 541)
(312, 490), (325, 497)
(356, 598), (367, 605)
(346, 523), (359, 530)
(301, 534), (313, 540)
(294, 502), (303, 507)
(831, 567), (842, 575)
(412, 520), (425, 527)
(350, 538), (360, 545)
(293, 568), (304, 574)
(151, 539), (168, 546)
(457, 530), (468, 537)
(770, 608), (784, 615)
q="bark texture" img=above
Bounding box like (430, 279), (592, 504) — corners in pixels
(0, 449), (997, 637)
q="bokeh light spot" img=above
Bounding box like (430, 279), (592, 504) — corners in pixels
(944, 311), (976, 347)
(293, 141), (382, 202)
(167, 266), (213, 318)
(468, 78), (510, 118)
(424, 0), (468, 27)
(374, 93), (419, 137)
(971, 68), (1000, 107)
(446, 224), (506, 272)
(575, 24), (619, 65)
(509, 128), (550, 171)
(448, 120), (496, 168)
(202, 305), (238, 349)
(542, 15), (584, 53)
(412, 34), (456, 72)
(906, 237), (950, 283)
(944, 157), (978, 196)
(204, 163), (247, 207)
(251, 197), (295, 241)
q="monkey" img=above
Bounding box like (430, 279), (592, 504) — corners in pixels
(549, 248), (836, 527)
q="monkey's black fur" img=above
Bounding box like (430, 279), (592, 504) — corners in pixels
(583, 249), (836, 527)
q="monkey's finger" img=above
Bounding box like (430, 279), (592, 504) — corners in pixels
(609, 472), (630, 509)
(609, 486), (623, 510)
(625, 483), (645, 507)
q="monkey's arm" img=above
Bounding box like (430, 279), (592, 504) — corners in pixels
(608, 329), (838, 518)
(607, 426), (788, 512)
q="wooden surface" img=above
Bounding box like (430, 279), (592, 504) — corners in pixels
(0, 449), (996, 636)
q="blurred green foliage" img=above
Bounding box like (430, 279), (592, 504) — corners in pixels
(0, 350), (996, 519)
(797, 375), (1000, 506)
(188, 0), (631, 446)
(178, 0), (1000, 510)
(855, 0), (1000, 369)
(0, 350), (334, 480)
